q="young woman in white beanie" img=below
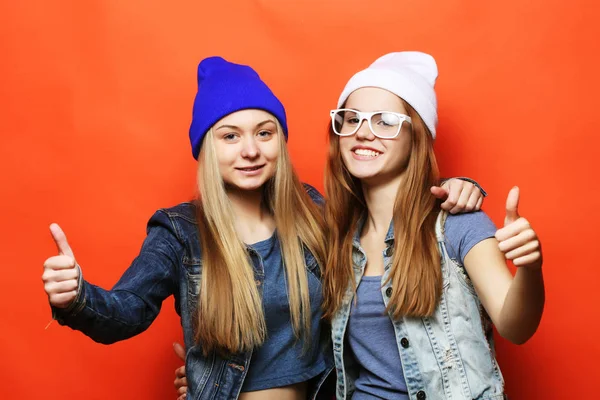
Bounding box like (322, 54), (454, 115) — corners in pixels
(322, 52), (545, 400)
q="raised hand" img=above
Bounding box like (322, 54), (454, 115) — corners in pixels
(495, 187), (542, 269)
(42, 224), (80, 308)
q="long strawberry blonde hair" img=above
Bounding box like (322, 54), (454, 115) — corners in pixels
(322, 100), (442, 321)
(193, 121), (327, 356)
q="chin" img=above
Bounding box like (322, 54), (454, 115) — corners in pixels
(232, 180), (267, 192)
(231, 173), (273, 191)
(350, 173), (380, 184)
(345, 164), (381, 181)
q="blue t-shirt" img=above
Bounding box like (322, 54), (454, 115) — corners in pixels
(242, 232), (327, 392)
(347, 211), (497, 399)
(443, 211), (497, 264)
(348, 275), (410, 400)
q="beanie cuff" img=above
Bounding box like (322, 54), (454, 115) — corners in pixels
(337, 68), (438, 138)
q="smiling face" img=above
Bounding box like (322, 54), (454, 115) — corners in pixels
(211, 109), (281, 192)
(338, 87), (413, 186)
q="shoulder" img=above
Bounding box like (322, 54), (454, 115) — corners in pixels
(302, 183), (325, 207)
(444, 210), (497, 243)
(158, 202), (198, 224)
(443, 210), (497, 263)
(445, 210), (496, 230)
(148, 202), (198, 241)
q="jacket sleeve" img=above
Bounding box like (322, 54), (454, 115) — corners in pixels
(51, 210), (181, 344)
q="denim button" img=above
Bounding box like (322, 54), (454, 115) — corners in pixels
(385, 247), (393, 257)
(417, 391), (426, 399)
(385, 287), (393, 297)
(400, 337), (409, 348)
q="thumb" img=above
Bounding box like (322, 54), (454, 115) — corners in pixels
(173, 342), (186, 361)
(504, 186), (520, 226)
(430, 186), (449, 200)
(49, 223), (75, 258)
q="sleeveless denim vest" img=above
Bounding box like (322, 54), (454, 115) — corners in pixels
(330, 211), (506, 400)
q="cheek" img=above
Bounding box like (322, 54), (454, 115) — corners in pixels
(385, 137), (412, 168)
(339, 137), (352, 152)
(338, 138), (353, 161)
(214, 145), (239, 168)
(262, 142), (280, 162)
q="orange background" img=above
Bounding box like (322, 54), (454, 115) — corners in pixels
(1, 0), (598, 398)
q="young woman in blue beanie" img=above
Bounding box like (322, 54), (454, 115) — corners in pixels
(322, 52), (545, 400)
(42, 56), (335, 400)
(42, 56), (484, 400)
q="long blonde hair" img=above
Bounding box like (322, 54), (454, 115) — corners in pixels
(195, 123), (326, 355)
(322, 100), (442, 321)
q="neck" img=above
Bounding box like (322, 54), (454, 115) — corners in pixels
(226, 185), (275, 243)
(361, 174), (403, 237)
(227, 186), (265, 219)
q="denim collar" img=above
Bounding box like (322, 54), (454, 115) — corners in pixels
(352, 212), (395, 249)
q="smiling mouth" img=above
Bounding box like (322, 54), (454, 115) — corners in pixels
(236, 165), (265, 171)
(353, 148), (381, 157)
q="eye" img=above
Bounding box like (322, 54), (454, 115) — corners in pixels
(343, 111), (361, 125)
(257, 130), (273, 137)
(345, 114), (361, 125)
(223, 132), (239, 141)
(376, 112), (400, 127)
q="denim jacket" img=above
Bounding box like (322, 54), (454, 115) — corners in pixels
(330, 211), (505, 400)
(52, 184), (334, 400)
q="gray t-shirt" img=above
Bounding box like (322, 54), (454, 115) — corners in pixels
(347, 211), (497, 399)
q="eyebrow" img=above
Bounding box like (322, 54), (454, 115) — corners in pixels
(215, 119), (276, 131)
(345, 108), (396, 113)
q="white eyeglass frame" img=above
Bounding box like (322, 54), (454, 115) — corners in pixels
(330, 108), (412, 139)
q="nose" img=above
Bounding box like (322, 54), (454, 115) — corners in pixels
(240, 135), (260, 159)
(355, 118), (375, 140)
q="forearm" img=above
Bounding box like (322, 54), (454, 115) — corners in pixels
(52, 278), (161, 344)
(497, 266), (545, 344)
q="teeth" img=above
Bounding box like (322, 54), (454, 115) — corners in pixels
(354, 148), (380, 157)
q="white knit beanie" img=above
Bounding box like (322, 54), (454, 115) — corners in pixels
(337, 51), (439, 138)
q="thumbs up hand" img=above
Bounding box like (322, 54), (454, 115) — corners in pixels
(495, 187), (542, 269)
(42, 223), (81, 308)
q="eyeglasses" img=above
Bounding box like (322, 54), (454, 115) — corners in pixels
(330, 109), (412, 139)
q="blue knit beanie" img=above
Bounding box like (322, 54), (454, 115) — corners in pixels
(188, 56), (288, 159)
